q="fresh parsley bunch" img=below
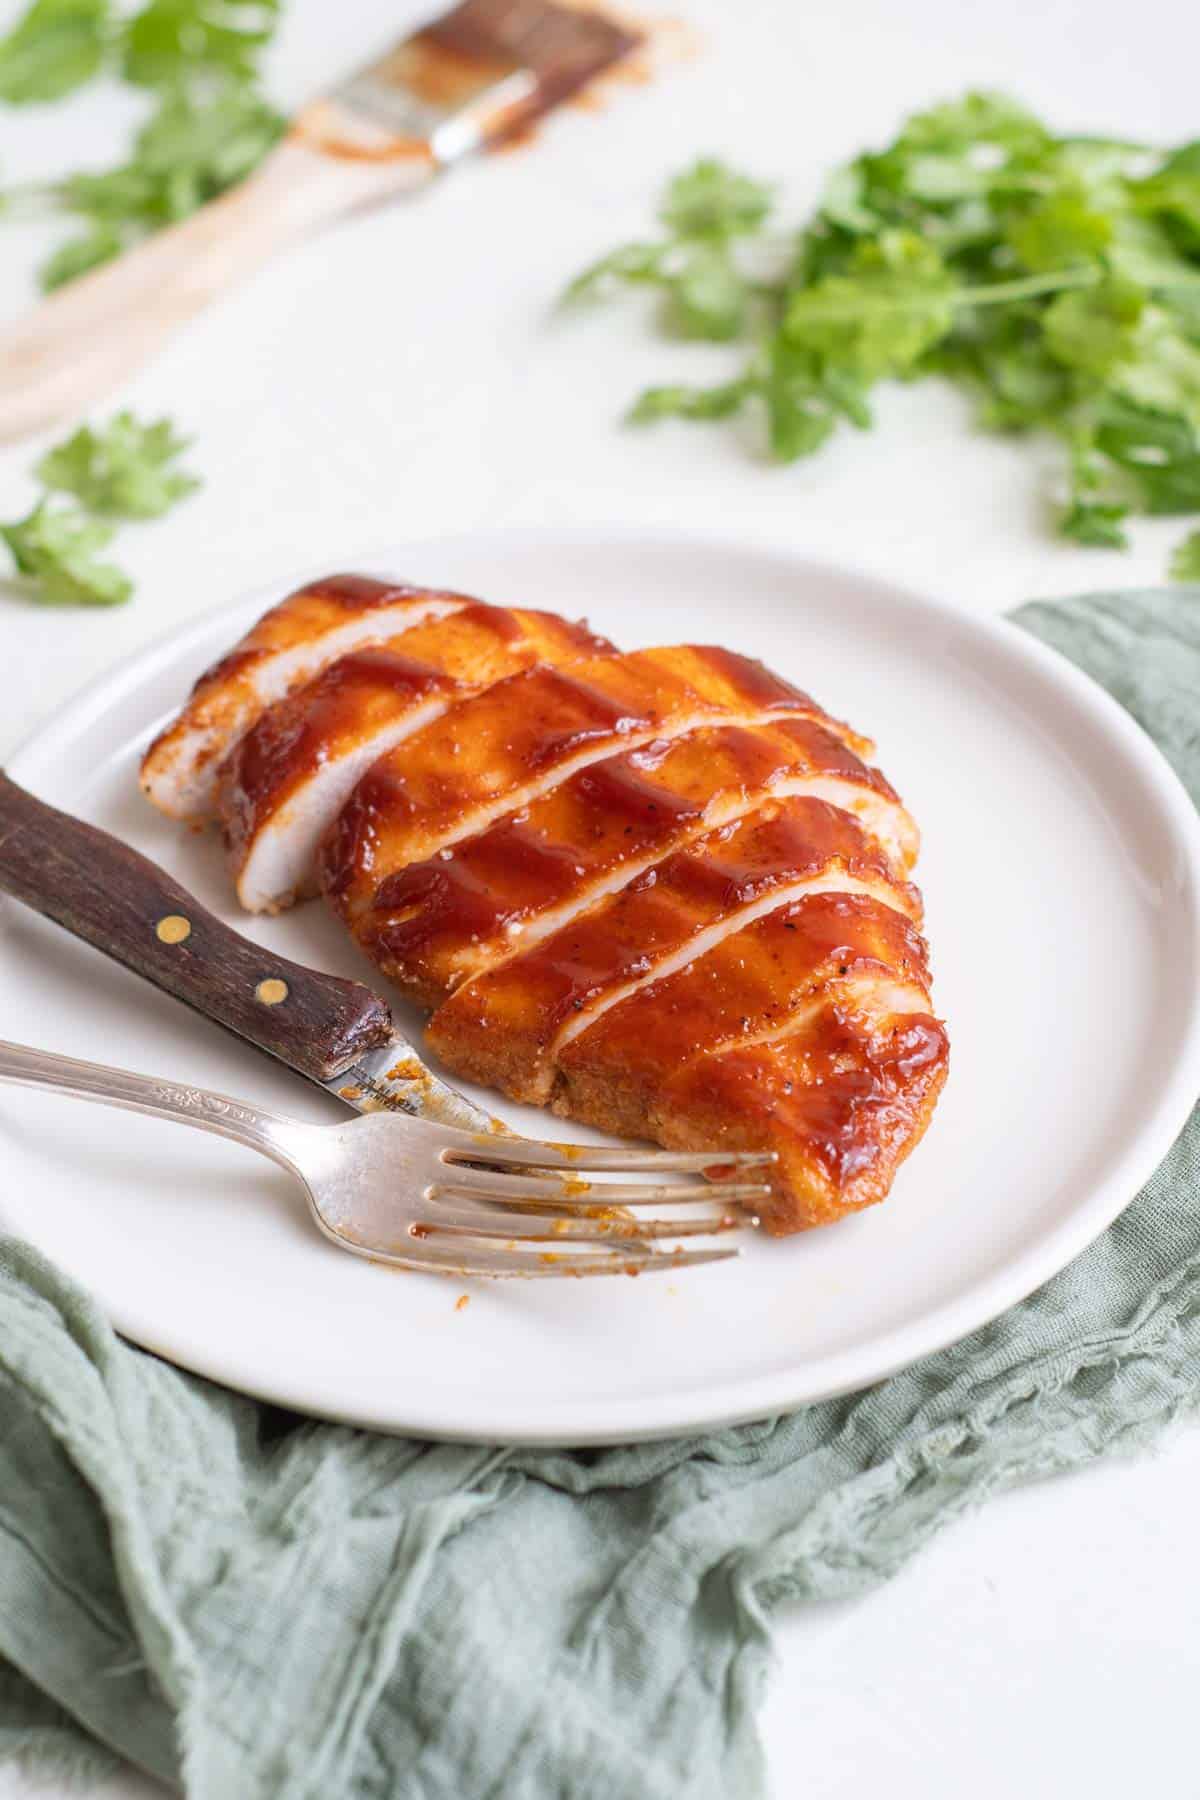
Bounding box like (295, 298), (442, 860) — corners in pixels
(565, 97), (1200, 575)
(0, 0), (284, 290)
(2, 412), (200, 605)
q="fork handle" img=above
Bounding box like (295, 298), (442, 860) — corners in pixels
(0, 135), (430, 442)
(0, 773), (394, 1083)
(0, 1038), (310, 1173)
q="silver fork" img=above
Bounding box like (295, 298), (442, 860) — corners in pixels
(0, 1042), (771, 1279)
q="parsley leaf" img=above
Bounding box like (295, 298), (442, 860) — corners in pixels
(122, 0), (279, 88)
(559, 161), (771, 340)
(667, 243), (747, 339)
(0, 0), (110, 105)
(1170, 529), (1200, 581)
(1041, 280), (1145, 379)
(763, 374), (835, 460)
(1094, 398), (1200, 513)
(36, 412), (200, 517)
(0, 0), (279, 103)
(120, 78), (283, 216)
(1060, 498), (1130, 547)
(2, 410), (200, 607)
(32, 80), (284, 287)
(659, 159), (773, 239)
(564, 98), (1200, 560)
(1, 502), (132, 606)
(784, 231), (959, 380)
(757, 339), (872, 460)
(894, 91), (1052, 159)
(628, 378), (752, 424)
(561, 243), (669, 305)
(39, 222), (125, 290)
(1134, 143), (1200, 251)
(1006, 185), (1113, 272)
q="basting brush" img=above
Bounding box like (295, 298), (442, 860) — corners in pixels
(0, 0), (643, 441)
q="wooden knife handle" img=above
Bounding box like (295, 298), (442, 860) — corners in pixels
(0, 772), (394, 1083)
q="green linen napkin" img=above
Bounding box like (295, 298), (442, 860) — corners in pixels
(0, 589), (1197, 1800)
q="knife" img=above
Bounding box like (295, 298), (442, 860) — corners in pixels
(0, 772), (493, 1133)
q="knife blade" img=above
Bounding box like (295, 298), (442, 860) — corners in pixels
(317, 1034), (495, 1134)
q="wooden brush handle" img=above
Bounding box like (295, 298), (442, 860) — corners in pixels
(0, 136), (430, 443)
(0, 772), (394, 1083)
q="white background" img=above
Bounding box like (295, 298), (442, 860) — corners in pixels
(2, 0), (1200, 1793)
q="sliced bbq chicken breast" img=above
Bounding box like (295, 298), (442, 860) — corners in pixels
(147, 582), (946, 1236)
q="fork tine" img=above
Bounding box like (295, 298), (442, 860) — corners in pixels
(333, 1234), (739, 1278)
(420, 1204), (744, 1242)
(496, 1245), (739, 1277)
(475, 1245), (740, 1278)
(443, 1135), (778, 1175)
(431, 1166), (771, 1207)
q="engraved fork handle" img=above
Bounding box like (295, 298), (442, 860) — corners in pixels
(0, 1039), (315, 1177)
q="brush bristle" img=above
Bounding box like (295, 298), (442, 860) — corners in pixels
(334, 0), (642, 157)
(414, 0), (641, 122)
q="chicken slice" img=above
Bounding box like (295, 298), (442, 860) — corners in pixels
(356, 718), (917, 1004)
(423, 797), (919, 1097)
(635, 1004), (949, 1232)
(553, 890), (933, 1133)
(431, 864), (945, 1233)
(218, 604), (614, 913)
(140, 573), (477, 821)
(320, 646), (856, 929)
(145, 571), (947, 1236)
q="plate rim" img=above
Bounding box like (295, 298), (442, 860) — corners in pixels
(5, 523), (1200, 1444)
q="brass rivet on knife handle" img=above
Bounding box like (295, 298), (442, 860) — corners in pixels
(0, 772), (394, 1085)
(156, 913), (192, 944)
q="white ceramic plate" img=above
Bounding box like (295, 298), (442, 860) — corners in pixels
(3, 529), (1199, 1444)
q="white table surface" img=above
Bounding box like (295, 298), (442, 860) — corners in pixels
(2, 0), (1198, 1792)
